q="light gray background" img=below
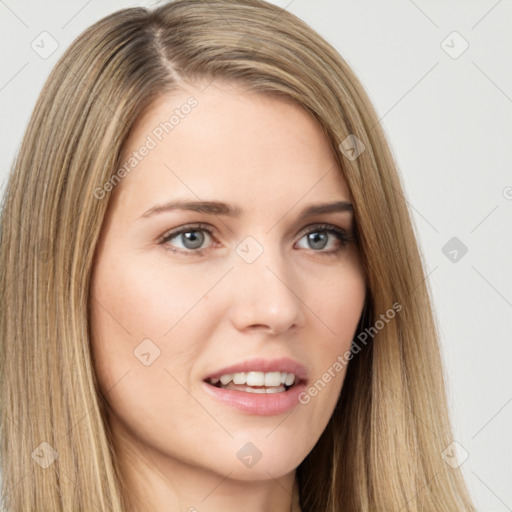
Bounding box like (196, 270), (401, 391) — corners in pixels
(1, 1), (511, 510)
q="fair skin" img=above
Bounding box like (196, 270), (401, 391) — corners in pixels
(89, 81), (366, 512)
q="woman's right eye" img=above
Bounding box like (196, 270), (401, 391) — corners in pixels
(159, 224), (215, 256)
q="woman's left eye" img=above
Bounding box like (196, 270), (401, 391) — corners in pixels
(159, 223), (352, 256)
(295, 225), (352, 254)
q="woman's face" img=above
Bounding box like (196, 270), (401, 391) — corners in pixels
(89, 81), (366, 482)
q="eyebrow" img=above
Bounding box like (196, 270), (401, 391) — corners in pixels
(140, 199), (353, 219)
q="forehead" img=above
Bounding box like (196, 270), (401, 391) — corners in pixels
(112, 83), (351, 220)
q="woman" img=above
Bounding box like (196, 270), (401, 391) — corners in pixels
(0, 0), (476, 510)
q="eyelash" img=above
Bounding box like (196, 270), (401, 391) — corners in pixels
(158, 222), (354, 257)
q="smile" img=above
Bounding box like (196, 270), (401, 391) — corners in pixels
(202, 358), (308, 415)
(205, 371), (297, 393)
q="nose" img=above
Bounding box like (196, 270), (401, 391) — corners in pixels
(229, 244), (306, 335)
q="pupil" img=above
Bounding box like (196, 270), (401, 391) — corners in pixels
(182, 231), (204, 249)
(308, 232), (327, 250)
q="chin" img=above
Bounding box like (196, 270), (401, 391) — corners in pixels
(211, 437), (309, 481)
(222, 460), (299, 482)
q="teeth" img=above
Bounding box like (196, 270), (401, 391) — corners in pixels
(265, 385), (286, 393)
(219, 374), (233, 385)
(209, 371), (297, 388)
(220, 382), (287, 393)
(264, 372), (282, 387)
(285, 373), (295, 386)
(233, 372), (246, 384)
(247, 371), (264, 386)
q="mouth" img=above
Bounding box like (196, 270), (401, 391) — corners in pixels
(201, 357), (308, 415)
(204, 371), (300, 394)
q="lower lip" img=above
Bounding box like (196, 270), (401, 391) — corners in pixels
(202, 381), (307, 416)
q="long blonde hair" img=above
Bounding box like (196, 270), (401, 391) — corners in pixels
(0, 1), (476, 510)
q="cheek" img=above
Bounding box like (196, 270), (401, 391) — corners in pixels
(312, 255), (366, 354)
(328, 271), (365, 348)
(91, 260), (197, 340)
(89, 253), (230, 389)
(299, 257), (366, 412)
(91, 251), (224, 342)
(88, 255), (222, 451)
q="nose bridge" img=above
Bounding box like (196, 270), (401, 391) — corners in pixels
(229, 235), (305, 333)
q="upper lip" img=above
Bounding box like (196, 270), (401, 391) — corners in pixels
(203, 357), (308, 383)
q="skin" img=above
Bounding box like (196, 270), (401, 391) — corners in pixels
(89, 80), (366, 512)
